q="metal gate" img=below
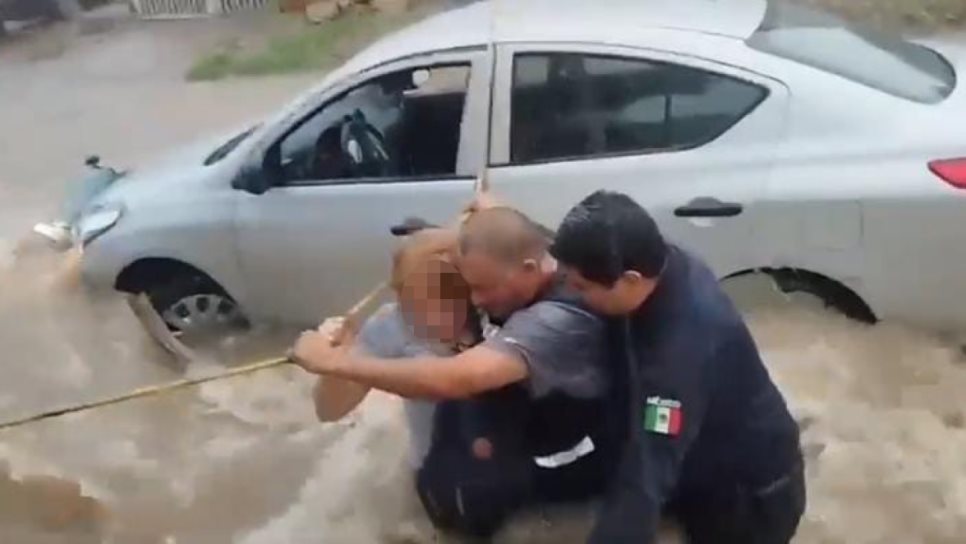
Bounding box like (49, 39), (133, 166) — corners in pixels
(132, 0), (206, 17)
(131, 0), (271, 18)
(220, 0), (271, 12)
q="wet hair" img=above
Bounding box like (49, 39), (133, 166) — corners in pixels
(550, 190), (667, 287)
(390, 228), (479, 344)
(389, 228), (470, 312)
(390, 228), (466, 300)
(458, 207), (553, 264)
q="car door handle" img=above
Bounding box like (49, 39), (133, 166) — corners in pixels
(674, 197), (743, 218)
(390, 217), (439, 237)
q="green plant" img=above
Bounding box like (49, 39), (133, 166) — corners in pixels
(186, 7), (427, 81)
(187, 51), (235, 81)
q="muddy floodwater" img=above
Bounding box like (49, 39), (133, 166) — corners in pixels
(2, 16), (966, 544)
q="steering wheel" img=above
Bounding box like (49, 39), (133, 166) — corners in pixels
(340, 110), (391, 177)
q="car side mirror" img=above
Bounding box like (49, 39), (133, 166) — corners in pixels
(232, 162), (272, 195)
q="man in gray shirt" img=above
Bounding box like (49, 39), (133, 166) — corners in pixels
(293, 207), (615, 534)
(295, 207), (607, 405)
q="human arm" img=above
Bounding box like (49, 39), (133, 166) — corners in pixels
(293, 298), (606, 401)
(312, 376), (369, 422)
(306, 307), (401, 421)
(482, 300), (608, 399)
(294, 339), (529, 400)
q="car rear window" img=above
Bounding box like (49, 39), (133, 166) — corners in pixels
(509, 53), (767, 164)
(746, 1), (955, 104)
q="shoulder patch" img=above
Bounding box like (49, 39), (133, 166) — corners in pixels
(643, 396), (682, 436)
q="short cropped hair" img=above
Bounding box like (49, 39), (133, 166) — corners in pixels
(550, 190), (667, 287)
(458, 207), (552, 263)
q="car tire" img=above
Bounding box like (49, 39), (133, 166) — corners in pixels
(145, 274), (249, 336)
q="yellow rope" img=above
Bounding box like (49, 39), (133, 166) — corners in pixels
(0, 356), (289, 431)
(0, 281), (388, 432)
(0, 177), (489, 432)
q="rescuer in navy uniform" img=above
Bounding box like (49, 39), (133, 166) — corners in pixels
(549, 190), (806, 544)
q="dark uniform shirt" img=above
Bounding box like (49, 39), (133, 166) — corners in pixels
(481, 274), (612, 462)
(483, 273), (608, 401)
(416, 275), (611, 535)
(587, 245), (802, 543)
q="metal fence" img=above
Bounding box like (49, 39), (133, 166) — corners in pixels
(131, 0), (271, 18)
(219, 0), (272, 13)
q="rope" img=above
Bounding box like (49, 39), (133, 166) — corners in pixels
(0, 176), (489, 431)
(0, 357), (288, 431)
(0, 281), (387, 432)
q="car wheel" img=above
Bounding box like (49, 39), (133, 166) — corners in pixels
(146, 275), (249, 336)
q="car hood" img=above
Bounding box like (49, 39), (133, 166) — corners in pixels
(91, 124), (254, 206)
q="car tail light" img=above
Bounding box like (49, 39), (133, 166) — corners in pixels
(929, 158), (966, 189)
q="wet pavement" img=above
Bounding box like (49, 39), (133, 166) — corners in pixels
(1, 14), (966, 544)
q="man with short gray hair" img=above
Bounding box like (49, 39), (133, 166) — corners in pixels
(292, 206), (618, 534)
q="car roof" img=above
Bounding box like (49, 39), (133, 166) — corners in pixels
(338, 0), (767, 76)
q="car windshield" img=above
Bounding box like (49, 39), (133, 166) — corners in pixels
(204, 125), (259, 166)
(746, 1), (955, 104)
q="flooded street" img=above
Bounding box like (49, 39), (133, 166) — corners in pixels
(743, 300), (966, 544)
(2, 14), (966, 544)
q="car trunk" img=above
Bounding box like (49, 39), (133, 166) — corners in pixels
(858, 38), (966, 332)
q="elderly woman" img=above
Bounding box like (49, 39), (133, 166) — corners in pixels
(309, 227), (532, 537)
(311, 228), (470, 451)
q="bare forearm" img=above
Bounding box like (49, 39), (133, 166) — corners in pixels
(293, 341), (528, 401)
(325, 353), (477, 400)
(313, 376), (370, 422)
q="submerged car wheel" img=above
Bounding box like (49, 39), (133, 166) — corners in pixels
(161, 293), (245, 333)
(723, 269), (876, 324)
(767, 269), (876, 324)
(147, 275), (248, 336)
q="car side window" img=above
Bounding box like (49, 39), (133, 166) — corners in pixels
(271, 64), (471, 185)
(510, 53), (766, 164)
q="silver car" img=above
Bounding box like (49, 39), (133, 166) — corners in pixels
(59, 0), (966, 337)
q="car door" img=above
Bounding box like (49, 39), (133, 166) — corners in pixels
(234, 48), (491, 325)
(487, 42), (789, 278)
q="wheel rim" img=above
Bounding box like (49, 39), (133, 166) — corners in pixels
(161, 293), (245, 334)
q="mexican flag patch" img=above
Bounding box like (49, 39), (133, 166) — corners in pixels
(644, 396), (682, 436)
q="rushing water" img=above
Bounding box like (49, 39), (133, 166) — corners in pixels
(2, 15), (965, 544)
(3, 247), (966, 544)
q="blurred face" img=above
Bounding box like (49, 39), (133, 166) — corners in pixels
(399, 260), (471, 344)
(562, 267), (656, 316)
(458, 251), (542, 321)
